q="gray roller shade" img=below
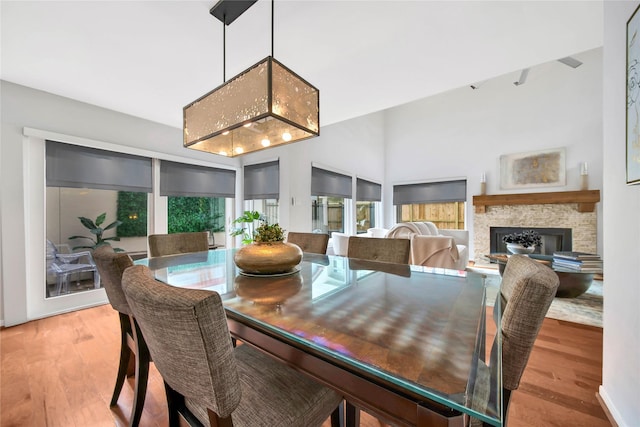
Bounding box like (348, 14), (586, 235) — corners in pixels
(356, 178), (381, 202)
(311, 167), (352, 198)
(160, 160), (236, 198)
(244, 160), (279, 200)
(46, 140), (152, 192)
(393, 180), (467, 205)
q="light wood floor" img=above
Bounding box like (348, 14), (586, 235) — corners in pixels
(1, 304), (610, 427)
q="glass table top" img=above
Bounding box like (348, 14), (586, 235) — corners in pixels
(136, 249), (502, 426)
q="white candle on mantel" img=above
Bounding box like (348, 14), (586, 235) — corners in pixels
(580, 162), (589, 190)
(581, 162), (588, 176)
(480, 173), (487, 195)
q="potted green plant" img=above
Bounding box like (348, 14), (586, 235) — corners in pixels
(69, 212), (124, 252)
(231, 211), (301, 274)
(230, 210), (264, 245)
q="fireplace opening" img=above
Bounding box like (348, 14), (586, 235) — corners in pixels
(490, 227), (572, 256)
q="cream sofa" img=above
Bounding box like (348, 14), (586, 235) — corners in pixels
(385, 222), (469, 270)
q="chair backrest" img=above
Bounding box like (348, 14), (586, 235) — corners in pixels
(121, 265), (241, 418)
(286, 232), (329, 255)
(148, 232), (209, 257)
(347, 236), (410, 264)
(498, 254), (559, 391)
(93, 245), (134, 315)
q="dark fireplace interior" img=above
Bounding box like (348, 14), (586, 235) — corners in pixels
(490, 226), (572, 256)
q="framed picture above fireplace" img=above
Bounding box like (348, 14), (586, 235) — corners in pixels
(499, 148), (566, 189)
(627, 3), (640, 185)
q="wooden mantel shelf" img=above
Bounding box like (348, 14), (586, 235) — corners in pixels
(473, 190), (600, 213)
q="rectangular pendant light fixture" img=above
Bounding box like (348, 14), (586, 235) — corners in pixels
(184, 56), (319, 157)
(183, 0), (319, 157)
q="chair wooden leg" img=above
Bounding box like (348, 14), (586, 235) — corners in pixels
(330, 403), (343, 427)
(110, 313), (133, 407)
(164, 382), (184, 427)
(130, 317), (150, 427)
(345, 401), (360, 427)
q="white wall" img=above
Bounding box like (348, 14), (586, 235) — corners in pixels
(241, 111), (386, 234)
(384, 47), (604, 258)
(601, 3), (640, 426)
(0, 80), (239, 326)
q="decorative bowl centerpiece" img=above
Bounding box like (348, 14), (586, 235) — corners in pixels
(231, 211), (302, 275)
(502, 230), (542, 254)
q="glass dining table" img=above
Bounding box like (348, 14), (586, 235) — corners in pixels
(136, 249), (502, 427)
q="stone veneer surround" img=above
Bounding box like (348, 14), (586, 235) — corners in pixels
(473, 203), (597, 263)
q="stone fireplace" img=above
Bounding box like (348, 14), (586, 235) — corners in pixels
(489, 226), (572, 255)
(472, 190), (600, 264)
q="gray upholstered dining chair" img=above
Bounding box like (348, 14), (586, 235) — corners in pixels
(147, 231), (209, 258)
(286, 231), (330, 254)
(121, 264), (343, 427)
(346, 236), (411, 264)
(92, 245), (150, 427)
(467, 254), (560, 427)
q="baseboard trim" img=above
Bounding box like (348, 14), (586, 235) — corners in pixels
(597, 386), (621, 427)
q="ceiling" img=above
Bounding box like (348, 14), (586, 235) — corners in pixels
(1, 1), (603, 129)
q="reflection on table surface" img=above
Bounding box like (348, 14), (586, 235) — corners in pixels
(136, 249), (501, 426)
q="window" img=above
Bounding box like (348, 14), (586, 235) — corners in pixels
(356, 178), (381, 234)
(311, 167), (352, 233)
(45, 140), (152, 297)
(168, 196), (226, 234)
(396, 202), (465, 229)
(160, 160), (236, 246)
(245, 199), (279, 224)
(244, 161), (279, 224)
(312, 196), (345, 233)
(393, 180), (467, 230)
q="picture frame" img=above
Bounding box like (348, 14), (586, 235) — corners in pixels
(627, 4), (640, 185)
(500, 148), (566, 189)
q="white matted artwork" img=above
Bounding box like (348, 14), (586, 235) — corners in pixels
(500, 148), (566, 189)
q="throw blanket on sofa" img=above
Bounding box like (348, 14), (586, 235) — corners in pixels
(410, 235), (460, 269)
(385, 222), (464, 270)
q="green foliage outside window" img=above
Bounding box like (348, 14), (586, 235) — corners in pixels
(168, 196), (225, 234)
(117, 192), (148, 237)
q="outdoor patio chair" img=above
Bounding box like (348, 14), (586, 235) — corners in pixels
(46, 239), (100, 296)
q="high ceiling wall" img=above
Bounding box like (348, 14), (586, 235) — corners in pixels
(1, 1), (603, 128)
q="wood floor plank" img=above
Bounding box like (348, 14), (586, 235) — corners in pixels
(1, 303), (610, 427)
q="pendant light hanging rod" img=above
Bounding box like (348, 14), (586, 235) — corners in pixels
(211, 0), (260, 82)
(220, 0), (272, 82)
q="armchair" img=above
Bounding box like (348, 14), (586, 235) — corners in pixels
(46, 239), (100, 296)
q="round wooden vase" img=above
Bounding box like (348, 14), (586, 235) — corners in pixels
(234, 242), (303, 274)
